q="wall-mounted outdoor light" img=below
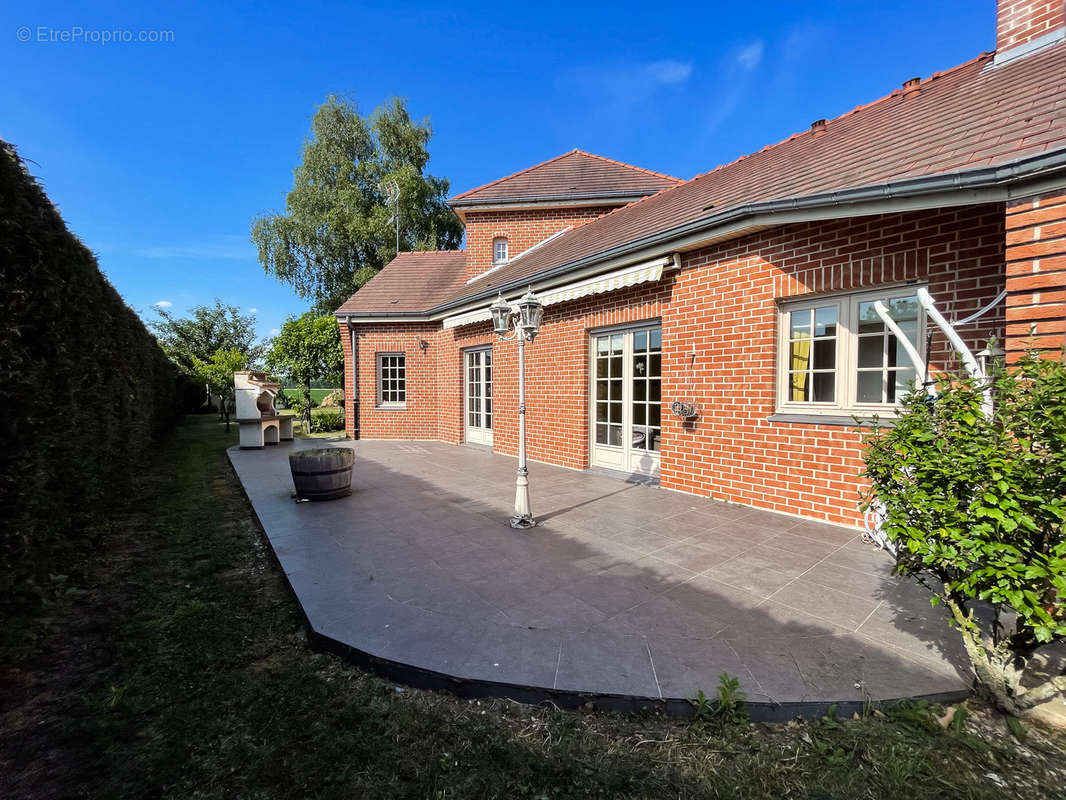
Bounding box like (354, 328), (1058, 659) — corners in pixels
(417, 338), (429, 353)
(490, 287), (543, 529)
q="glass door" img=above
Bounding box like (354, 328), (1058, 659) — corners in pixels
(465, 348), (493, 446)
(590, 325), (661, 475)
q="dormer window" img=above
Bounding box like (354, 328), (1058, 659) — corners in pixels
(492, 237), (509, 264)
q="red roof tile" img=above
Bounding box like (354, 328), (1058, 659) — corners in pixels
(437, 44), (1066, 307)
(339, 42), (1066, 317)
(449, 149), (681, 206)
(335, 250), (467, 315)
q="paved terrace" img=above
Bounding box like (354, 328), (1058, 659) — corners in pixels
(229, 439), (972, 719)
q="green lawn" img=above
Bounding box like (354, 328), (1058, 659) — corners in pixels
(2, 415), (1064, 799)
(280, 387), (338, 405)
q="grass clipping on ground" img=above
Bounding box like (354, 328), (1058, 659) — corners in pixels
(1, 415), (1064, 799)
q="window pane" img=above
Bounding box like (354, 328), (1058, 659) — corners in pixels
(858, 335), (882, 368)
(596, 336), (609, 355)
(649, 429), (661, 452)
(813, 372), (835, 402)
(649, 354), (661, 377)
(649, 380), (661, 402)
(596, 359), (609, 379)
(814, 306), (837, 337)
(633, 380), (646, 401)
(609, 380), (622, 400)
(649, 404), (660, 426)
(632, 426), (647, 450)
(608, 425), (623, 447)
(813, 339), (835, 370)
(790, 309), (812, 338)
(596, 381), (608, 401)
(611, 334), (623, 354)
(634, 330), (647, 351)
(596, 402), (608, 423)
(633, 354), (647, 376)
(889, 296), (919, 323)
(890, 368), (917, 402)
(790, 371), (810, 402)
(609, 403), (622, 424)
(857, 371), (882, 403)
(486, 398), (492, 415)
(857, 301), (883, 334)
(610, 356), (623, 377)
(649, 328), (662, 350)
(596, 424), (608, 445)
(633, 404), (646, 425)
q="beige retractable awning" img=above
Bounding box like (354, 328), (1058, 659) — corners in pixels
(442, 256), (669, 329)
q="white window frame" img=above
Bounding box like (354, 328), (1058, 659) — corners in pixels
(376, 352), (407, 408)
(776, 285), (926, 417)
(492, 237), (509, 265)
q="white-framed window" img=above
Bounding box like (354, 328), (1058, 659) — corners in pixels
(492, 237), (509, 264)
(376, 353), (406, 407)
(776, 286), (924, 416)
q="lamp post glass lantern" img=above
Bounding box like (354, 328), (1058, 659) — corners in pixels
(490, 289), (543, 529)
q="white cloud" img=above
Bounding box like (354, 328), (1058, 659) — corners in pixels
(564, 58), (694, 108)
(736, 40), (764, 70)
(643, 59), (693, 86)
(153, 300), (173, 308)
(134, 234), (252, 261)
(269, 328), (280, 336)
(249, 307), (259, 313)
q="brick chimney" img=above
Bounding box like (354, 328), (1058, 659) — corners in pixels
(995, 0), (1065, 63)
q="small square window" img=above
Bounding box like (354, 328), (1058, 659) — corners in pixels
(492, 238), (509, 264)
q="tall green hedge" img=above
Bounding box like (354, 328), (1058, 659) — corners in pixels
(0, 141), (198, 608)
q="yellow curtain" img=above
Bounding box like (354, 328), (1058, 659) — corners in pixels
(790, 340), (811, 401)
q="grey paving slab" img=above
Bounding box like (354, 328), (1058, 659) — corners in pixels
(229, 439), (971, 714)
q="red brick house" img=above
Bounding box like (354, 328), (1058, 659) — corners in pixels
(336, 0), (1066, 527)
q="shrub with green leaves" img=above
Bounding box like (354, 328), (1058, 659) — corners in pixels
(861, 351), (1066, 714)
(309, 409), (344, 433)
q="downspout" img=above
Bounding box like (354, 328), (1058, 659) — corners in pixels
(348, 319), (360, 439)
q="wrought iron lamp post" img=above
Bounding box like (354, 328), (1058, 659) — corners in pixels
(490, 288), (544, 529)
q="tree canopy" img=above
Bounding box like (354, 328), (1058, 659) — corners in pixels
(191, 348), (249, 430)
(265, 313), (344, 428)
(251, 95), (463, 314)
(150, 300), (263, 375)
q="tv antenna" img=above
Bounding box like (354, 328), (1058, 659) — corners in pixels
(380, 178), (401, 253)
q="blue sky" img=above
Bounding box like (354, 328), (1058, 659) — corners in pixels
(2, 0), (992, 340)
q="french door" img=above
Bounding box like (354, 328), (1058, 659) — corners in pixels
(590, 325), (662, 475)
(464, 347), (493, 446)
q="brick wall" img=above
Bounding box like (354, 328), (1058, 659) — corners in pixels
(463, 205), (618, 282)
(660, 204), (1004, 525)
(1004, 190), (1066, 357)
(347, 203), (1006, 526)
(997, 0), (1065, 54)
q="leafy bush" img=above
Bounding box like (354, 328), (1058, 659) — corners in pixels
(309, 409), (344, 433)
(861, 351), (1066, 713)
(0, 141), (191, 610)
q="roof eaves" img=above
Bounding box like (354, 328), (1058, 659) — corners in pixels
(449, 190), (659, 208)
(428, 148), (1066, 317)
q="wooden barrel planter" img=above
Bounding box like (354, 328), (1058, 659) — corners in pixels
(288, 448), (354, 501)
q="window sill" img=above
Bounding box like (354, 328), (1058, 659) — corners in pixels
(376, 404), (408, 411)
(767, 412), (895, 428)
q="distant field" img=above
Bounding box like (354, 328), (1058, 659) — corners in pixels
(280, 388), (338, 404)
